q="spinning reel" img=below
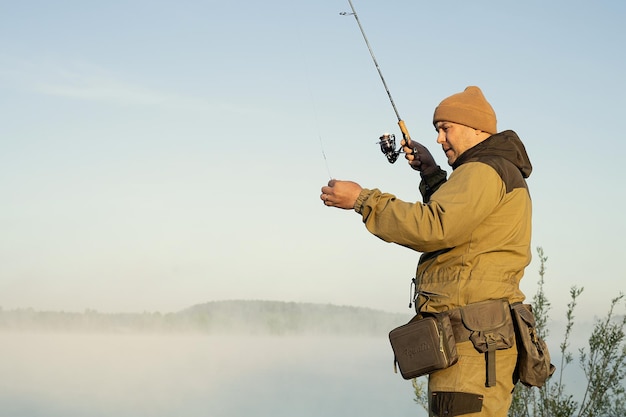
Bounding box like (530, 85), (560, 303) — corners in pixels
(377, 132), (415, 164)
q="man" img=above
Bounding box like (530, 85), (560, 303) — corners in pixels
(320, 86), (533, 416)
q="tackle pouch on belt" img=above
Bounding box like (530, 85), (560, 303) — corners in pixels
(389, 313), (458, 380)
(460, 299), (515, 387)
(510, 303), (556, 387)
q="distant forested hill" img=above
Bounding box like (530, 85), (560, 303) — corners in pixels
(0, 300), (410, 336)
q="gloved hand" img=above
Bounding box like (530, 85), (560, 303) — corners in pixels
(402, 138), (438, 176)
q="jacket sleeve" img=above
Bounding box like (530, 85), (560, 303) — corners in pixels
(354, 162), (506, 253)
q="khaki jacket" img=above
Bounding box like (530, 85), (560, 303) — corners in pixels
(354, 130), (532, 313)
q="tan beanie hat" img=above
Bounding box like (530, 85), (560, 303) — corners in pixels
(433, 86), (497, 134)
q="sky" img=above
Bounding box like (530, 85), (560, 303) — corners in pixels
(1, 0), (625, 319)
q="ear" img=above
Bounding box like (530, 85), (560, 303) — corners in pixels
(474, 128), (492, 137)
(473, 129), (492, 142)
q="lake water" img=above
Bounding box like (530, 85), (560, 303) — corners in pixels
(0, 333), (427, 417)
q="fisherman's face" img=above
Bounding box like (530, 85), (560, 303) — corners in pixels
(435, 121), (482, 166)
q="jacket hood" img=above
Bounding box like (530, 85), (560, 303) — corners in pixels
(452, 130), (532, 178)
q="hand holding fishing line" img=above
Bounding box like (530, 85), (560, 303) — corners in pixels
(320, 179), (362, 210)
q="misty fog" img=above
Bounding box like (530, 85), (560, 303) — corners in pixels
(0, 301), (595, 416)
(0, 332), (426, 417)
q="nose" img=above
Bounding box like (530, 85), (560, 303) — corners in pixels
(436, 129), (446, 144)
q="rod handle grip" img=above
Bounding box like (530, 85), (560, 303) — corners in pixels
(398, 120), (416, 152)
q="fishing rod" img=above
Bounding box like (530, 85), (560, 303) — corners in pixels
(341, 0), (417, 164)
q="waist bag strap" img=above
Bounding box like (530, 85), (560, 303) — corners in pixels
(486, 333), (497, 387)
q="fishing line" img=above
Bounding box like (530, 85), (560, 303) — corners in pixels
(319, 136), (333, 180)
(293, 18), (333, 180)
(304, 76), (333, 179)
(306, 82), (333, 180)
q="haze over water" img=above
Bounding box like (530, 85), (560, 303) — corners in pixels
(0, 333), (426, 417)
